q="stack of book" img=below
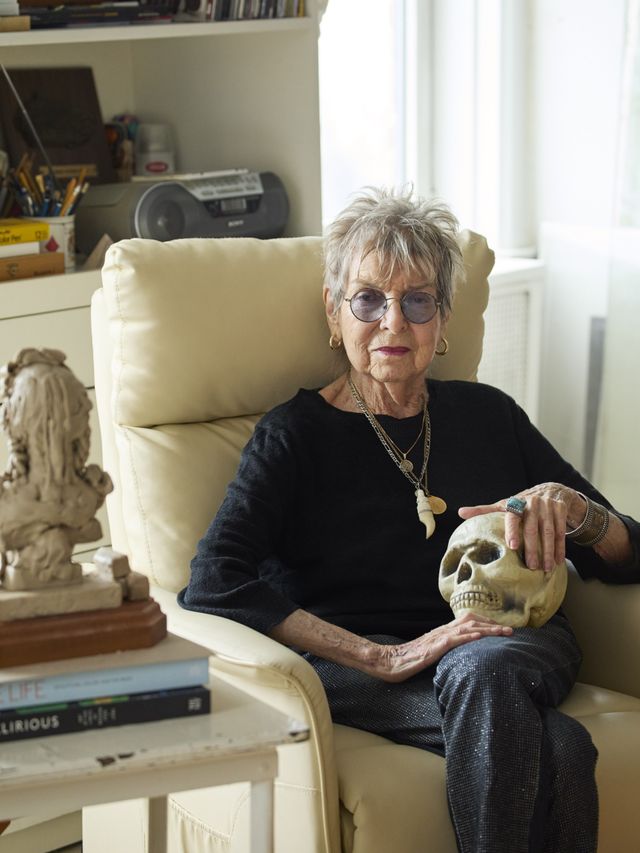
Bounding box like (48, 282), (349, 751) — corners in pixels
(0, 633), (211, 743)
(0, 0), (29, 30)
(22, 0), (178, 29)
(208, 0), (304, 20)
(0, 218), (64, 282)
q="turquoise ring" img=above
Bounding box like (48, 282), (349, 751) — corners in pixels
(506, 496), (527, 517)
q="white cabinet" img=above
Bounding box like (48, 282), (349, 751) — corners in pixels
(0, 270), (110, 559)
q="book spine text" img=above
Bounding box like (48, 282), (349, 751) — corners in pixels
(0, 685), (210, 742)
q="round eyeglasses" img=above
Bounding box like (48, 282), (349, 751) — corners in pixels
(344, 288), (441, 324)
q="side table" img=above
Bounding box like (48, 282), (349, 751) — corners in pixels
(0, 677), (309, 853)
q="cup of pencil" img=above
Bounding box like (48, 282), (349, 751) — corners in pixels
(5, 156), (90, 272)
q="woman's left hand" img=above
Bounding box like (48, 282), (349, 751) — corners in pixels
(458, 483), (586, 572)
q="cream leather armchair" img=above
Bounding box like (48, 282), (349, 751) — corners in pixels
(91, 234), (640, 853)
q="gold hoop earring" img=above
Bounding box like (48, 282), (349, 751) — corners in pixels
(329, 334), (343, 350)
(436, 338), (449, 356)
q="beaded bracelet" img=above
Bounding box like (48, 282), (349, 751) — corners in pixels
(566, 492), (610, 547)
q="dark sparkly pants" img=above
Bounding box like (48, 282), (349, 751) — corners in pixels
(304, 614), (598, 853)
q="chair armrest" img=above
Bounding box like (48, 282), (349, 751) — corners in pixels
(153, 587), (330, 718)
(151, 586), (341, 852)
(563, 567), (640, 698)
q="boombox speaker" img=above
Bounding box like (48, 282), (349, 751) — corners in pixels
(75, 170), (289, 254)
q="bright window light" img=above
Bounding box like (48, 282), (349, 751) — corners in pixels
(318, 0), (407, 226)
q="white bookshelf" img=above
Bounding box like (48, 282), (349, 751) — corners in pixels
(0, 16), (313, 46)
(0, 9), (323, 237)
(0, 8), (323, 557)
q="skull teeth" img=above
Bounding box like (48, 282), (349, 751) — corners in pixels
(450, 590), (501, 610)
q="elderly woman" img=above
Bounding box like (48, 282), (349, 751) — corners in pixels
(179, 187), (640, 853)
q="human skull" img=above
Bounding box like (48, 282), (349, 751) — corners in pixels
(438, 512), (568, 628)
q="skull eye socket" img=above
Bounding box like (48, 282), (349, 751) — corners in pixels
(469, 543), (503, 564)
(441, 547), (463, 577)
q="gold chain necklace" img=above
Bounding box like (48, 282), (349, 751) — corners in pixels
(378, 405), (426, 474)
(347, 374), (447, 538)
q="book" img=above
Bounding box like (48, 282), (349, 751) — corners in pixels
(0, 633), (211, 711)
(0, 684), (211, 743)
(0, 218), (49, 246)
(0, 240), (41, 259)
(0, 251), (64, 281)
(0, 15), (29, 31)
(26, 3), (175, 28)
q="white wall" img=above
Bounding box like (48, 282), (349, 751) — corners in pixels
(531, 0), (628, 475)
(532, 0), (627, 231)
(593, 229), (640, 517)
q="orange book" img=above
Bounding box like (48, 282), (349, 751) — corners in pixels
(0, 16), (30, 32)
(0, 252), (64, 282)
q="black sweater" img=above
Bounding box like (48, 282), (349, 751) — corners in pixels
(178, 381), (640, 639)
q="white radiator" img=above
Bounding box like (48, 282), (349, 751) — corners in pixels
(478, 259), (544, 424)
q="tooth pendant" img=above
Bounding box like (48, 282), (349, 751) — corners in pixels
(416, 489), (436, 538)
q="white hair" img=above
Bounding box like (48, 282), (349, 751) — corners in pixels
(323, 186), (463, 317)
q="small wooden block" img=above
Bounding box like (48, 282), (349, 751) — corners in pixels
(93, 546), (131, 579)
(126, 571), (150, 601)
(0, 599), (167, 668)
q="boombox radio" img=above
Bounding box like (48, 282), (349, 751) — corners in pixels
(75, 169), (289, 254)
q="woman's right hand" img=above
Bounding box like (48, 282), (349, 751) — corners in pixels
(370, 613), (513, 683)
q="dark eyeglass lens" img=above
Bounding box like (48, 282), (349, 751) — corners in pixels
(350, 289), (386, 321)
(403, 292), (438, 323)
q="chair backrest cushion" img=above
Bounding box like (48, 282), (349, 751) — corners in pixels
(96, 232), (493, 590)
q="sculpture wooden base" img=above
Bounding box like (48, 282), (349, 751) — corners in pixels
(0, 599), (167, 667)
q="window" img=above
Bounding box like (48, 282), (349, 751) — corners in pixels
(318, 0), (534, 255)
(318, 0), (409, 226)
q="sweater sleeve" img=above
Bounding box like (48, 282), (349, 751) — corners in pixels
(177, 420), (302, 634)
(509, 397), (640, 584)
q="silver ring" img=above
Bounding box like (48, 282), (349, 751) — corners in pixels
(505, 496), (527, 517)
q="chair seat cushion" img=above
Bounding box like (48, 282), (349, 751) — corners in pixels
(560, 680), (640, 716)
(334, 683), (640, 853)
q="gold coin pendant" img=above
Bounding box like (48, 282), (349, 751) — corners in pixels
(428, 495), (448, 515)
